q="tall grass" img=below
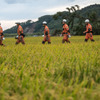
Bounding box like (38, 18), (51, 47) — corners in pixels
(0, 36), (100, 100)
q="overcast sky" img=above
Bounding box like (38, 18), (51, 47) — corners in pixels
(0, 0), (100, 30)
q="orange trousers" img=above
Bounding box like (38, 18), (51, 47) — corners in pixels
(0, 36), (4, 45)
(43, 35), (51, 42)
(16, 36), (25, 44)
(85, 33), (93, 40)
(62, 34), (70, 43)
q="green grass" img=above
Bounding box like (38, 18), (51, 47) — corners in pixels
(0, 36), (100, 100)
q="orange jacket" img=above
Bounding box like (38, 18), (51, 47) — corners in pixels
(0, 26), (3, 35)
(17, 25), (23, 35)
(85, 23), (92, 33)
(62, 24), (69, 34)
(44, 25), (50, 36)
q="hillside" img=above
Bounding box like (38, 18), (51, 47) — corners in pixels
(4, 4), (100, 36)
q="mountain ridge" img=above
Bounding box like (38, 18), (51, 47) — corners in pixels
(4, 4), (100, 36)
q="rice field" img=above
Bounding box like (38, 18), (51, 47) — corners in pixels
(0, 36), (100, 100)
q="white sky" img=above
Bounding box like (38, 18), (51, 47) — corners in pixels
(0, 0), (100, 30)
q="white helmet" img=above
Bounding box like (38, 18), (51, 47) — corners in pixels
(85, 19), (89, 23)
(43, 21), (47, 25)
(63, 19), (67, 23)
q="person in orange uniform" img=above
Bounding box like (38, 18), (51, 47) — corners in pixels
(15, 22), (25, 45)
(83, 19), (95, 42)
(61, 19), (70, 43)
(0, 23), (5, 46)
(42, 21), (51, 44)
